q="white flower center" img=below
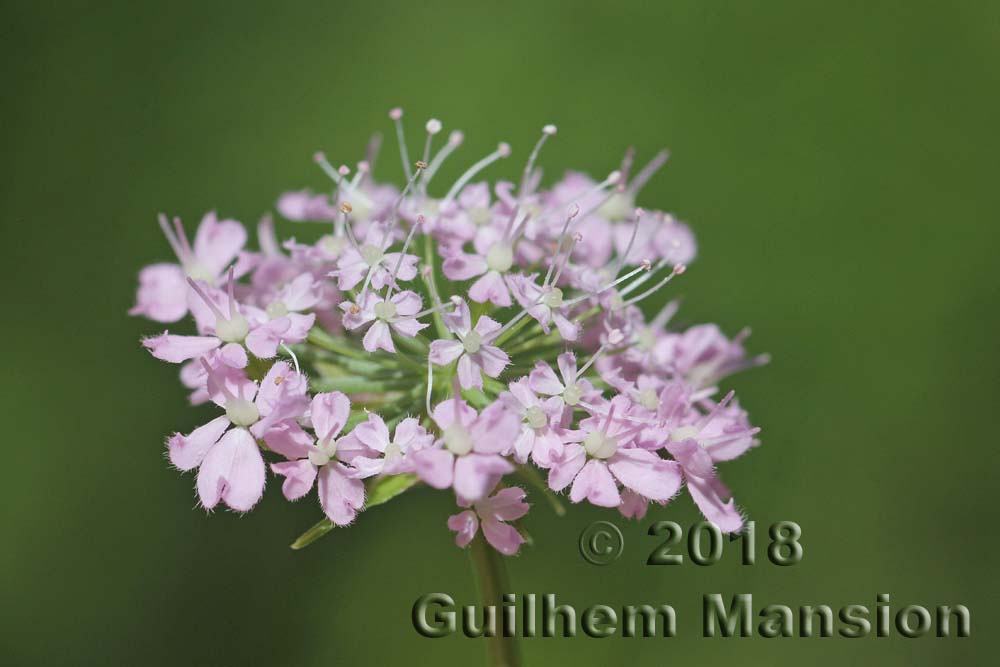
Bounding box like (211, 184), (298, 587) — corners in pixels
(215, 312), (249, 343)
(308, 437), (338, 466)
(462, 331), (482, 354)
(183, 262), (215, 283)
(670, 425), (700, 443)
(485, 244), (513, 272)
(468, 207), (491, 226)
(225, 398), (259, 427)
(583, 430), (618, 459)
(320, 234), (347, 256)
(638, 388), (659, 411)
(360, 243), (384, 266)
(443, 423), (473, 456)
(541, 287), (564, 309)
(266, 300), (289, 319)
(373, 300), (397, 321)
(384, 441), (403, 460)
(525, 405), (548, 430)
(597, 191), (635, 221)
(562, 383), (583, 406)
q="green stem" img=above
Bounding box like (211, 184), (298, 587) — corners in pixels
(469, 534), (521, 667)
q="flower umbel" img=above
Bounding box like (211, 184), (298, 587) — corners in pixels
(135, 110), (767, 556)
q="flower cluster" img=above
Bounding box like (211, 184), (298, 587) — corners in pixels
(134, 110), (767, 554)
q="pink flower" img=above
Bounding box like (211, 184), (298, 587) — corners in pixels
(499, 378), (565, 466)
(448, 487), (530, 555)
(270, 392), (368, 526)
(329, 224), (418, 291)
(440, 225), (515, 307)
(340, 414), (434, 477)
(131, 212), (246, 323)
(528, 352), (601, 410)
(339, 290), (428, 353)
(143, 273), (314, 363)
(408, 397), (518, 502)
(655, 384), (759, 533)
(507, 273), (581, 341)
(428, 299), (508, 390)
(167, 361), (308, 512)
(548, 396), (683, 508)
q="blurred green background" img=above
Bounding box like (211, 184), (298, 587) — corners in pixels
(2, 1), (998, 664)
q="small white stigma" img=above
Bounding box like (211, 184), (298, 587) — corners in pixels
(543, 124), (557, 135)
(426, 119), (442, 135)
(388, 107), (403, 120)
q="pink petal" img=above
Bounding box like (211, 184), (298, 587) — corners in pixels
(447, 510), (479, 548)
(618, 489), (649, 520)
(353, 414), (391, 452)
(478, 346), (509, 378)
(457, 354), (482, 390)
(431, 398), (477, 431)
(270, 459), (317, 501)
(569, 459), (621, 507)
(481, 518), (525, 555)
(130, 263), (188, 323)
(245, 317), (291, 358)
(193, 212), (247, 277)
(547, 443), (586, 492)
(363, 320), (396, 353)
(317, 463), (365, 525)
(486, 487), (530, 521)
(468, 272), (511, 307)
(196, 428), (266, 512)
(391, 290), (423, 316)
(607, 449), (682, 503)
(409, 448), (455, 489)
(442, 253), (488, 281)
(470, 403), (520, 454)
(390, 317), (428, 338)
(168, 416), (230, 471)
(687, 475), (743, 533)
(143, 332), (220, 363)
(261, 421), (314, 460)
(310, 392), (351, 442)
(429, 339), (464, 365)
(453, 453), (512, 502)
(528, 361), (564, 395)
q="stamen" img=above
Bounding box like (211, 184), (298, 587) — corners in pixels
(384, 215), (424, 299)
(187, 277), (225, 321)
(389, 107), (413, 182)
(543, 204), (581, 287)
(172, 217), (194, 260)
(423, 130), (463, 191)
(421, 119), (442, 169)
(157, 213), (186, 262)
(425, 357), (434, 417)
(226, 267), (237, 319)
(611, 208), (644, 276)
(561, 260), (652, 308)
(697, 390), (735, 430)
(280, 342), (301, 375)
(621, 263), (686, 308)
(441, 143), (511, 207)
(627, 149), (670, 195)
(314, 152), (375, 208)
(516, 124), (557, 205)
(549, 232), (582, 287)
(362, 132), (382, 184)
